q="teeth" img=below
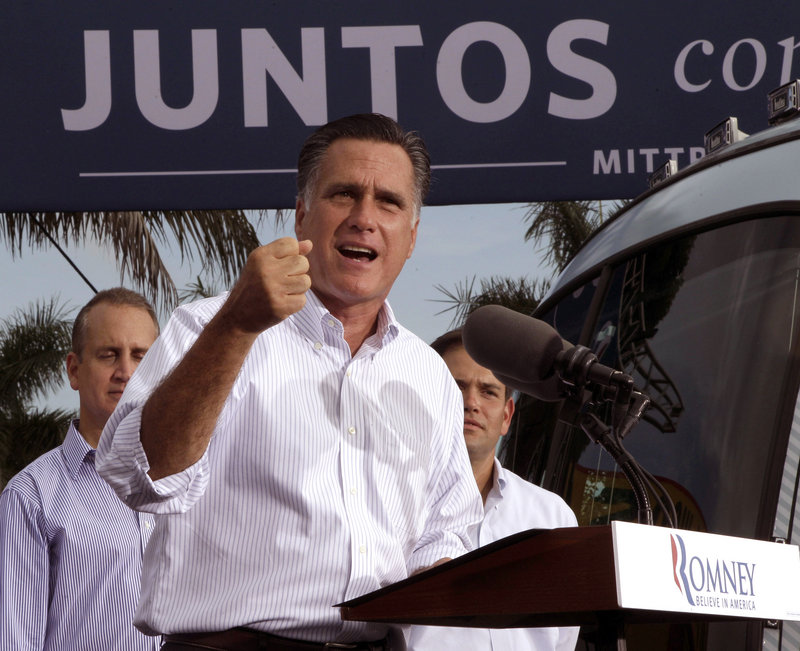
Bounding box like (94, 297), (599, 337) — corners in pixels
(339, 245), (377, 260)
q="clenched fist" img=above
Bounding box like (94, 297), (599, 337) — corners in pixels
(219, 237), (313, 334)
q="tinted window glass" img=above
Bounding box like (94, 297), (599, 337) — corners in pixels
(507, 215), (800, 540)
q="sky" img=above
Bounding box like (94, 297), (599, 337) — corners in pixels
(1, 203), (555, 412)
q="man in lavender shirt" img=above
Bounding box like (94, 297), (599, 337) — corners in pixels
(0, 288), (160, 650)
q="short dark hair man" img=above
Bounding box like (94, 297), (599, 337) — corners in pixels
(408, 328), (579, 651)
(0, 288), (160, 650)
(97, 114), (483, 650)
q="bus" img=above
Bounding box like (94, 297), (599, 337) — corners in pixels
(501, 82), (800, 650)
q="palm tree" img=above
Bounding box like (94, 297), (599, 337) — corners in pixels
(178, 275), (221, 304)
(433, 275), (550, 329)
(0, 299), (74, 487)
(436, 200), (624, 326)
(1, 211), (267, 315)
(0, 210), (272, 488)
(521, 200), (622, 272)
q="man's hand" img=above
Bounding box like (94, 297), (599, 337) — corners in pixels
(140, 238), (313, 480)
(219, 238), (313, 335)
(410, 558), (452, 576)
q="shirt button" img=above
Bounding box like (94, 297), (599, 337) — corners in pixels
(359, 545), (367, 554)
(350, 487), (357, 495)
(346, 369), (351, 377)
(314, 342), (322, 350)
(348, 426), (356, 435)
(327, 319), (335, 327)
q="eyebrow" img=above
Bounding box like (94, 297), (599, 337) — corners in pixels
(456, 378), (504, 393)
(96, 345), (150, 355)
(326, 182), (408, 209)
(479, 381), (503, 393)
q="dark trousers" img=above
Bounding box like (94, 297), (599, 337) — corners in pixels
(160, 628), (388, 651)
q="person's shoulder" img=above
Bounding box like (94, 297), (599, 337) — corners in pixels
(392, 325), (449, 363)
(501, 467), (568, 506)
(500, 466), (578, 526)
(172, 292), (228, 326)
(2, 445), (66, 506)
(394, 325), (445, 357)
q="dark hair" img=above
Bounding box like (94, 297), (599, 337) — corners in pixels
(297, 113), (431, 218)
(431, 328), (512, 399)
(430, 328), (465, 358)
(72, 288), (159, 357)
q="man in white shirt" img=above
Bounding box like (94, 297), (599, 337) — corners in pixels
(408, 329), (579, 651)
(97, 114), (483, 651)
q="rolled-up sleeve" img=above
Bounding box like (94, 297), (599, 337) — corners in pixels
(96, 300), (218, 514)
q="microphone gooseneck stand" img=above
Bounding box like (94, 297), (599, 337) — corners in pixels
(553, 344), (677, 528)
(552, 345), (679, 651)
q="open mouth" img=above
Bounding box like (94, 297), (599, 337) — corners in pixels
(338, 245), (377, 262)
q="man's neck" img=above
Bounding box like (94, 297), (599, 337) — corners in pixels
(76, 418), (101, 449)
(317, 292), (385, 355)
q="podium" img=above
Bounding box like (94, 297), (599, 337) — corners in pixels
(339, 522), (800, 648)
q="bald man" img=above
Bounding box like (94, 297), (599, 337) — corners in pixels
(0, 288), (160, 650)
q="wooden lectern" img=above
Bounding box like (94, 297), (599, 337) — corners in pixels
(339, 524), (799, 649)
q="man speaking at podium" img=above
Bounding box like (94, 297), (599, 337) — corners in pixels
(97, 114), (482, 650)
(408, 329), (579, 651)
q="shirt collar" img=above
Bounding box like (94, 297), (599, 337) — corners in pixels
(62, 419), (96, 478)
(494, 457), (508, 493)
(292, 290), (399, 349)
(374, 299), (400, 345)
(493, 458), (509, 495)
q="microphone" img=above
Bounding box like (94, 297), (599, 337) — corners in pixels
(462, 305), (628, 401)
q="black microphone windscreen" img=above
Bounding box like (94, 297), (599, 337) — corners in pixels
(493, 371), (565, 402)
(462, 305), (565, 386)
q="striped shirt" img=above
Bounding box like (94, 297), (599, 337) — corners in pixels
(0, 421), (158, 651)
(96, 290), (483, 643)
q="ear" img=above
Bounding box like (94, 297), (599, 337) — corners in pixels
(406, 218), (419, 260)
(295, 196), (307, 240)
(499, 396), (515, 436)
(66, 352), (81, 391)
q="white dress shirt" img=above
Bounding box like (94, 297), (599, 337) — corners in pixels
(96, 291), (483, 644)
(0, 421), (158, 651)
(408, 459), (580, 651)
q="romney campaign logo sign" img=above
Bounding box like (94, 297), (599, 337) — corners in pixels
(612, 521), (800, 621)
(670, 533), (756, 613)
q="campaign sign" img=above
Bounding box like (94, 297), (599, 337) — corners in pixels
(612, 521), (800, 621)
(2, 1), (800, 210)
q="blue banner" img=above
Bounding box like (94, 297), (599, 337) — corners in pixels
(2, 1), (798, 210)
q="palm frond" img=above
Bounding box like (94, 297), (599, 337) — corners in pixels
(0, 407), (74, 488)
(433, 276), (549, 329)
(178, 275), (221, 304)
(522, 201), (619, 272)
(0, 298), (73, 410)
(0, 211), (263, 314)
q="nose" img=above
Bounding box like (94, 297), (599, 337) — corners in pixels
(347, 197), (377, 232)
(113, 354), (136, 383)
(462, 387), (480, 411)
